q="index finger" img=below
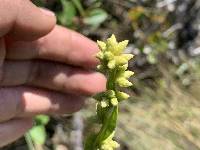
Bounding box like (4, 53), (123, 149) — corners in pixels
(6, 25), (99, 68)
(0, 0), (56, 40)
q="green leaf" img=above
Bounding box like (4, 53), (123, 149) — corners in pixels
(72, 0), (85, 17)
(84, 8), (108, 27)
(57, 0), (77, 27)
(84, 134), (97, 150)
(94, 106), (118, 148)
(29, 125), (47, 145)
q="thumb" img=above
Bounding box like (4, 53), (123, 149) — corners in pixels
(0, 0), (56, 41)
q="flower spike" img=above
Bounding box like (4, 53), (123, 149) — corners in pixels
(85, 35), (134, 150)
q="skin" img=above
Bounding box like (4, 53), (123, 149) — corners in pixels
(0, 0), (106, 147)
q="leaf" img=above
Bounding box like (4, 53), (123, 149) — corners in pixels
(84, 133), (97, 150)
(57, 0), (77, 27)
(72, 0), (85, 17)
(94, 106), (118, 148)
(83, 8), (108, 27)
(29, 125), (47, 145)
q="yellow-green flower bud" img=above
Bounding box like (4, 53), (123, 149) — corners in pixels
(100, 100), (109, 108)
(110, 98), (118, 106)
(97, 40), (107, 51)
(114, 54), (133, 66)
(100, 132), (120, 150)
(108, 60), (116, 69)
(96, 51), (104, 59)
(123, 71), (134, 78)
(116, 77), (133, 87)
(121, 54), (134, 61)
(107, 35), (118, 53)
(116, 70), (134, 81)
(115, 40), (129, 55)
(106, 90), (116, 98)
(111, 141), (120, 149)
(114, 56), (128, 66)
(116, 91), (130, 100)
(104, 51), (114, 60)
(119, 64), (128, 71)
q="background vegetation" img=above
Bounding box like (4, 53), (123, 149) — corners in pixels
(4, 0), (200, 150)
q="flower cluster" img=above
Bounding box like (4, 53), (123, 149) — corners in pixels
(85, 35), (134, 150)
(96, 35), (134, 105)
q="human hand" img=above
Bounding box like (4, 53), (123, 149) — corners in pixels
(0, 0), (106, 147)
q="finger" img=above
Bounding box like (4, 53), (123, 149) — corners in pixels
(0, 38), (6, 78)
(0, 86), (85, 122)
(0, 118), (33, 148)
(6, 26), (99, 68)
(0, 0), (56, 40)
(1, 60), (106, 96)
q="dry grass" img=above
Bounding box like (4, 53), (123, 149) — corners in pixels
(115, 61), (200, 150)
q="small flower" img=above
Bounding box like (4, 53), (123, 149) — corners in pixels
(116, 77), (133, 87)
(97, 41), (107, 51)
(110, 98), (118, 106)
(106, 90), (116, 98)
(100, 100), (109, 108)
(116, 91), (130, 101)
(100, 132), (120, 150)
(108, 60), (116, 69)
(123, 71), (134, 78)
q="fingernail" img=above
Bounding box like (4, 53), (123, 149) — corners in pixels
(40, 8), (55, 17)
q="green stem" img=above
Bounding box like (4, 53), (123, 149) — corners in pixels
(107, 69), (117, 90)
(92, 68), (118, 149)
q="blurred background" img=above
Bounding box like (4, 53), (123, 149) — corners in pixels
(3, 0), (200, 150)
